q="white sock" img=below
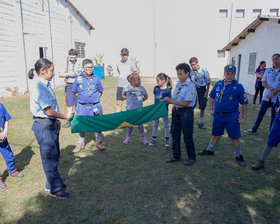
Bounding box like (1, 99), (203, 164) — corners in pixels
(199, 117), (204, 124)
(79, 136), (85, 143)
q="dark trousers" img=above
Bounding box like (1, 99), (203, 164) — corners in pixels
(171, 107), (196, 160)
(32, 122), (65, 194)
(253, 82), (265, 104)
(252, 100), (276, 132)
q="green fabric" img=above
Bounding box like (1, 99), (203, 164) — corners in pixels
(71, 101), (168, 133)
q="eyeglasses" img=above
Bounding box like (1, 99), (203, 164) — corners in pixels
(84, 67), (93, 69)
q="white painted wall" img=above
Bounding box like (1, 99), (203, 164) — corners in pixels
(229, 19), (280, 95)
(0, 0), (92, 97)
(70, 0), (279, 79)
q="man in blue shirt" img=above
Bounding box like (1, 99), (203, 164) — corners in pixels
(252, 92), (280, 170)
(189, 57), (211, 129)
(72, 59), (105, 153)
(244, 54), (280, 134)
(198, 65), (248, 166)
(163, 63), (197, 166)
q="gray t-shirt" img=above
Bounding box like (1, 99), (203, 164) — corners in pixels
(123, 84), (147, 110)
(116, 60), (137, 87)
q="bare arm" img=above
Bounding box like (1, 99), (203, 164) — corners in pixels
(239, 104), (247, 124)
(204, 83), (210, 98)
(121, 92), (127, 100)
(59, 72), (79, 78)
(44, 107), (72, 120)
(143, 94), (148, 101)
(162, 97), (191, 107)
(99, 91), (103, 97)
(263, 81), (280, 98)
(255, 72), (263, 79)
(209, 97), (214, 116)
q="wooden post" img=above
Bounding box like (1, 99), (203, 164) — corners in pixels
(62, 56), (68, 125)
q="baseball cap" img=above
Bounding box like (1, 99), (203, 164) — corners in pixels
(224, 65), (236, 73)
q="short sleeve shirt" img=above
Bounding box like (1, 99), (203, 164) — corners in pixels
(72, 72), (104, 104)
(261, 67), (280, 102)
(0, 104), (12, 130)
(116, 60), (137, 87)
(190, 67), (211, 87)
(123, 85), (147, 110)
(255, 67), (266, 82)
(172, 78), (197, 108)
(30, 77), (59, 118)
(209, 80), (248, 113)
(66, 59), (82, 83)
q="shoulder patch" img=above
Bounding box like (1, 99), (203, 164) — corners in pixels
(191, 91), (195, 95)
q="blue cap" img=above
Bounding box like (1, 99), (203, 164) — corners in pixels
(224, 65), (236, 73)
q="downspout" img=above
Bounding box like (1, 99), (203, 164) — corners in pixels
(19, 0), (29, 92)
(47, 0), (55, 85)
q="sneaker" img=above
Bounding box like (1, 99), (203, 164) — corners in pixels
(96, 140), (106, 151)
(73, 142), (85, 153)
(141, 136), (148, 145)
(244, 129), (256, 134)
(123, 137), (131, 144)
(9, 170), (24, 178)
(166, 157), (180, 163)
(0, 178), (7, 189)
(198, 149), (214, 156)
(236, 155), (246, 167)
(165, 139), (170, 147)
(252, 160), (264, 170)
(184, 158), (195, 166)
(148, 138), (156, 146)
(63, 121), (71, 128)
(45, 185), (66, 192)
(50, 190), (70, 199)
(198, 123), (206, 129)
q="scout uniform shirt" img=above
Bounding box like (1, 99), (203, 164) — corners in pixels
(72, 72), (104, 104)
(190, 67), (211, 87)
(172, 78), (197, 108)
(209, 80), (248, 113)
(66, 59), (82, 84)
(0, 104), (12, 139)
(261, 67), (280, 102)
(30, 77), (59, 118)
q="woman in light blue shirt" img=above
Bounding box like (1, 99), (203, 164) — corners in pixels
(29, 58), (73, 199)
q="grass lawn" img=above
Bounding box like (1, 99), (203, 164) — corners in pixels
(0, 77), (280, 224)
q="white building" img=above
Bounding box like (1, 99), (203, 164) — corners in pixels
(71, 0), (279, 79)
(0, 0), (94, 97)
(222, 16), (280, 95)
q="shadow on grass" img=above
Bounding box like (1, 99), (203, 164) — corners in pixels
(1, 140), (35, 182)
(5, 105), (280, 223)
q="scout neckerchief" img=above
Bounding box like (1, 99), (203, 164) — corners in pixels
(85, 73), (93, 96)
(194, 71), (198, 88)
(272, 67), (280, 81)
(47, 82), (59, 107)
(174, 83), (183, 100)
(217, 80), (232, 103)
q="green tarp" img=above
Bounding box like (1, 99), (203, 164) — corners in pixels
(70, 101), (168, 133)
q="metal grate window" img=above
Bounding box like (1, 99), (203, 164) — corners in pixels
(248, 53), (257, 75)
(75, 42), (86, 58)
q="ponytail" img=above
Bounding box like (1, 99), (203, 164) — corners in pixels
(28, 58), (53, 80)
(28, 68), (35, 79)
(157, 73), (172, 90)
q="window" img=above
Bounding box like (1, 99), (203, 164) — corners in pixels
(253, 9), (262, 17)
(75, 42), (86, 58)
(236, 9), (245, 18)
(270, 9), (279, 16)
(39, 47), (47, 58)
(248, 53), (257, 75)
(219, 9), (228, 18)
(217, 50), (225, 58)
(231, 57), (236, 67)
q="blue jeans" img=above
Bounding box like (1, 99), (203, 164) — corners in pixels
(252, 100), (276, 132)
(0, 139), (16, 173)
(171, 107), (196, 160)
(32, 122), (65, 194)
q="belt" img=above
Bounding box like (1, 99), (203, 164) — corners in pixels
(196, 86), (206, 89)
(33, 116), (57, 125)
(78, 102), (99, 106)
(174, 107), (193, 111)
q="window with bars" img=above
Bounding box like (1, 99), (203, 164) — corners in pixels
(270, 9), (279, 16)
(248, 53), (257, 75)
(75, 42), (86, 58)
